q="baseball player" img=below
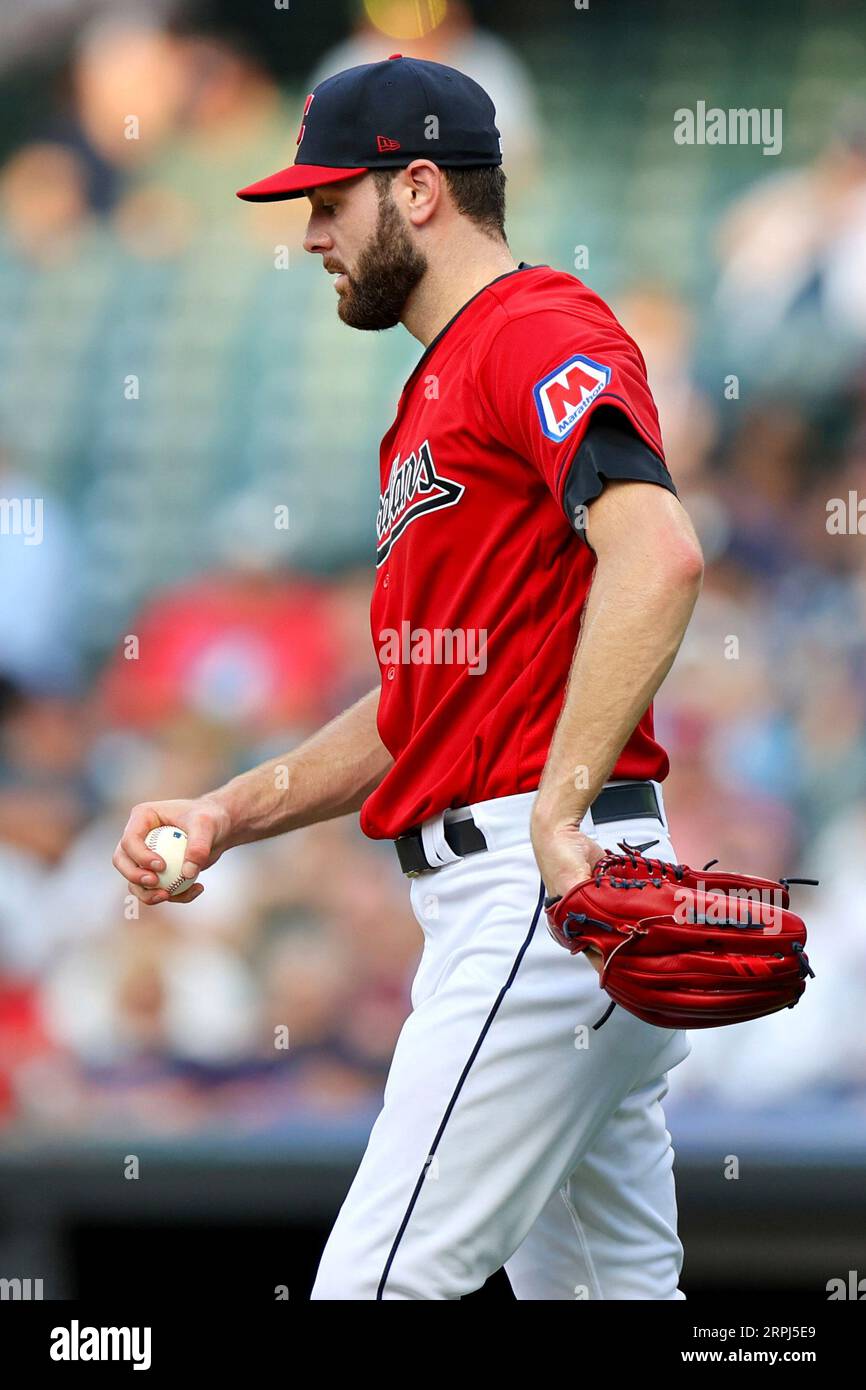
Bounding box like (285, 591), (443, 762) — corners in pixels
(113, 56), (705, 1300)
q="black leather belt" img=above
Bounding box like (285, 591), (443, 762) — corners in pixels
(394, 781), (662, 877)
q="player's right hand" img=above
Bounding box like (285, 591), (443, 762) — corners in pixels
(112, 797), (234, 906)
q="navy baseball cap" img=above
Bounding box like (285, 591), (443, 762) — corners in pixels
(236, 54), (502, 202)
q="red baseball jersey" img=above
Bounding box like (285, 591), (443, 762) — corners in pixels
(361, 263), (676, 840)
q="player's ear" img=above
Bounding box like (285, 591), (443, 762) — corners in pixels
(400, 160), (441, 227)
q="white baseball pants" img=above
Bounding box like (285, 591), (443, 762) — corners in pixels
(311, 784), (691, 1300)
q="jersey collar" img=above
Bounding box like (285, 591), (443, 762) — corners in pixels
(403, 262), (542, 391)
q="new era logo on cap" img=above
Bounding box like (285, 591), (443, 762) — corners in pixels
(376, 135), (401, 152)
(533, 354), (612, 442)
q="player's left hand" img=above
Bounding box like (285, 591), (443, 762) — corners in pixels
(530, 819), (606, 975)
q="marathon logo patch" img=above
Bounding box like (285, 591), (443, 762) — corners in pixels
(533, 354), (612, 442)
(376, 439), (464, 567)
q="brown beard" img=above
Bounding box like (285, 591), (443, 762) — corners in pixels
(336, 186), (427, 331)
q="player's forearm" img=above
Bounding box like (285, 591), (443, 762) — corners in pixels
(210, 687), (392, 846)
(532, 546), (702, 831)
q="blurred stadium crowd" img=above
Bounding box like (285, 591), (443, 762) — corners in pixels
(1, 0), (866, 1137)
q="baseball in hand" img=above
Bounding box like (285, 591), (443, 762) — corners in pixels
(144, 825), (197, 896)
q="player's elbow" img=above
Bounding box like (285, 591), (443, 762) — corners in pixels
(649, 495), (704, 594)
(590, 486), (705, 597)
(664, 528), (704, 592)
(645, 534), (703, 621)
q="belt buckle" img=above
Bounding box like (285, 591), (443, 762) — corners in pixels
(395, 831), (427, 878)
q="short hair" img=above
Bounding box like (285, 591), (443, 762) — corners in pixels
(372, 165), (508, 241)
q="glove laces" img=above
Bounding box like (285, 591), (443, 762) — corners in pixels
(593, 839), (685, 889)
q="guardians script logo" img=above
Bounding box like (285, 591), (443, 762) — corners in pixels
(376, 439), (464, 566)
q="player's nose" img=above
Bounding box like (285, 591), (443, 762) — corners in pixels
(303, 216), (333, 255)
